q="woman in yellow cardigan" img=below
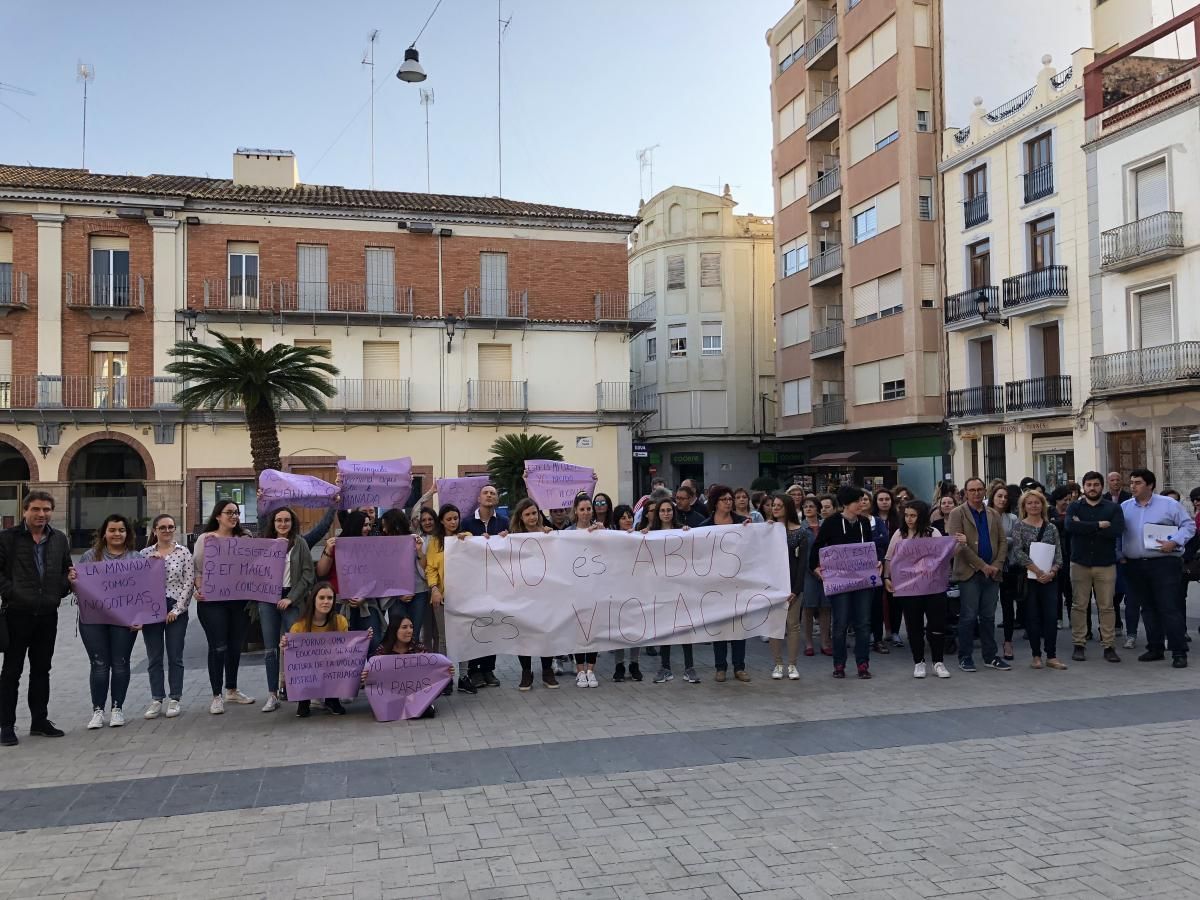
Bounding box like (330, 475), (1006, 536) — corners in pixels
(281, 582), (350, 718)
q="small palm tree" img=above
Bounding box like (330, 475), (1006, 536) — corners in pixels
(487, 433), (564, 505)
(165, 331), (339, 473)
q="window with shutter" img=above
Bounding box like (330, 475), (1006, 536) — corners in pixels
(365, 248), (395, 312)
(480, 252), (508, 315)
(879, 355), (906, 400)
(363, 342), (400, 380)
(0, 339), (12, 399)
(1135, 161), (1168, 219)
(878, 270), (903, 316)
(297, 245), (328, 311)
(1136, 286), (1174, 348)
(923, 352), (940, 396)
(852, 279), (880, 323)
(919, 178), (934, 220)
(781, 307), (810, 346)
(667, 255), (685, 290)
(853, 362), (881, 405)
(477, 343), (513, 382)
(668, 323), (687, 356)
(700, 253), (721, 287)
(643, 258), (657, 298)
(782, 379), (799, 417)
(914, 4), (931, 46)
(921, 265), (937, 306)
(701, 321), (723, 355)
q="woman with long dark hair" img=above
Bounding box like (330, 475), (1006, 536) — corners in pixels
(700, 484), (751, 682)
(649, 499), (699, 683)
(426, 504), (475, 694)
(282, 581), (349, 717)
(317, 510), (383, 653)
(380, 508), (427, 640)
(991, 483), (1021, 661)
(192, 499), (256, 714)
(139, 513), (193, 720)
(871, 489), (903, 652)
(507, 498), (559, 689)
(359, 613), (452, 719)
(414, 506), (439, 649)
(883, 500), (951, 679)
(591, 492), (615, 530)
(768, 492), (807, 680)
(799, 497), (832, 656)
(257, 506), (314, 712)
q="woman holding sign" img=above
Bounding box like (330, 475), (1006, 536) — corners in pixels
(1012, 491), (1067, 670)
(258, 506), (314, 713)
(883, 500), (953, 679)
(317, 511), (384, 653)
(283, 582), (350, 717)
(649, 500), (700, 684)
(567, 494), (604, 688)
(700, 485), (752, 683)
(139, 515), (193, 719)
(810, 486), (878, 680)
(193, 500), (257, 715)
(507, 498), (560, 690)
(426, 504), (476, 695)
(75, 514), (141, 729)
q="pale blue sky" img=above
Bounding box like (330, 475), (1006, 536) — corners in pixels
(1, 1), (1091, 218)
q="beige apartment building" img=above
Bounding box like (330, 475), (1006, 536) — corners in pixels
(627, 186), (776, 492)
(767, 0), (946, 499)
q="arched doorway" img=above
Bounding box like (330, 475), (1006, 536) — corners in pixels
(0, 441), (31, 529)
(68, 439), (147, 547)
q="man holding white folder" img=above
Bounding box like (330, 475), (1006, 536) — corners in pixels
(1120, 469), (1194, 668)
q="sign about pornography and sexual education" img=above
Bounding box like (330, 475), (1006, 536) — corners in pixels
(334, 536), (416, 599)
(363, 652), (453, 721)
(282, 631), (370, 702)
(75, 555), (168, 627)
(435, 476), (492, 517)
(888, 536), (957, 597)
(337, 457), (412, 510)
(200, 536), (287, 601)
(522, 460), (595, 510)
(257, 469), (339, 514)
(442, 524), (790, 661)
(818, 542), (881, 595)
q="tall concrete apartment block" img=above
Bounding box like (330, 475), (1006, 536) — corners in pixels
(767, 0), (947, 500)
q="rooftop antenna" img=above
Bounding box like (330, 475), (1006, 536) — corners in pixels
(420, 88), (435, 193)
(636, 144), (660, 202)
(361, 29), (380, 189)
(497, 0), (512, 196)
(76, 62), (94, 168)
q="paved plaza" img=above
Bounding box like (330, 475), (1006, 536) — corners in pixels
(0, 601), (1198, 899)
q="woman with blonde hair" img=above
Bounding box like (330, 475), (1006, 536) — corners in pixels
(1011, 491), (1067, 670)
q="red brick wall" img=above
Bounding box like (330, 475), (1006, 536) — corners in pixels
(0, 215), (40, 377)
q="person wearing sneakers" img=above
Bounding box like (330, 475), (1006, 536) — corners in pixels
(76, 514), (141, 730)
(884, 500), (953, 680)
(1012, 491), (1067, 671)
(506, 498), (559, 690)
(608, 503), (643, 682)
(192, 499), (257, 714)
(767, 492), (806, 681)
(139, 515), (193, 720)
(649, 499), (699, 684)
(1065, 472), (1124, 664)
(257, 506), (315, 712)
(945, 478), (1011, 673)
(699, 484), (752, 683)
(810, 485), (878, 680)
(567, 493), (604, 688)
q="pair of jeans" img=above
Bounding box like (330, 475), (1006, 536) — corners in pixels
(830, 588), (872, 668)
(611, 647), (641, 663)
(902, 593), (947, 663)
(712, 640), (746, 672)
(141, 612), (189, 701)
(1124, 556), (1188, 655)
(1024, 579), (1060, 659)
(346, 605), (384, 654)
(257, 600), (300, 694)
(79, 622), (138, 711)
(391, 591), (430, 640)
(196, 601), (250, 696)
(0, 609), (57, 727)
(957, 572), (1000, 664)
(1070, 563), (1117, 648)
(659, 643), (694, 669)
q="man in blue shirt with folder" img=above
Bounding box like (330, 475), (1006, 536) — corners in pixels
(1120, 468), (1194, 668)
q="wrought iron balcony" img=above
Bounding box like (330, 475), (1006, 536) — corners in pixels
(945, 286), (1000, 327)
(327, 378), (411, 411)
(1100, 211), (1184, 271)
(812, 396), (846, 427)
(64, 273), (148, 317)
(1002, 265), (1068, 311)
(467, 379), (528, 411)
(0, 375), (178, 410)
(808, 165), (841, 209)
(811, 319), (845, 355)
(1023, 163), (1054, 203)
(0, 270), (29, 312)
(1004, 375), (1072, 413)
(809, 244), (843, 284)
(596, 381), (656, 413)
(595, 291), (655, 328)
(947, 386), (1004, 419)
(1091, 342), (1200, 396)
(964, 193), (988, 228)
(464, 287), (528, 320)
(805, 17), (838, 68)
(806, 91), (840, 138)
(200, 278), (415, 316)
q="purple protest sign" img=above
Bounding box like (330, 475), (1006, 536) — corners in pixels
(258, 469), (339, 514)
(889, 536), (957, 597)
(523, 460), (595, 510)
(338, 457), (413, 509)
(283, 631), (370, 702)
(436, 476), (491, 517)
(818, 542), (881, 595)
(199, 536), (287, 602)
(364, 652), (453, 721)
(334, 536), (416, 599)
(75, 556), (168, 627)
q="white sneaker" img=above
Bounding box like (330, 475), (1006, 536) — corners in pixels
(143, 700), (162, 720)
(586, 671), (599, 688)
(87, 709), (105, 730)
(209, 695), (225, 715)
(576, 671), (589, 688)
(165, 699), (182, 718)
(933, 662), (951, 679)
(225, 688), (255, 705)
(109, 707), (126, 728)
(913, 662), (927, 679)
(771, 664), (784, 680)
(1123, 636), (1136, 650)
(262, 695), (279, 713)
(787, 665), (800, 680)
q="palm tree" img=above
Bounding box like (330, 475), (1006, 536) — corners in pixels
(487, 433), (564, 505)
(165, 332), (339, 473)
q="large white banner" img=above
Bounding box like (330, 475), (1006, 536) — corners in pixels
(443, 524), (791, 660)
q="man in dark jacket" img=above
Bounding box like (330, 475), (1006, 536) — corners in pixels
(0, 490), (72, 746)
(1065, 472), (1124, 663)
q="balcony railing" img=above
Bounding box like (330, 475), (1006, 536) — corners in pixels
(64, 273), (148, 310)
(808, 165), (841, 207)
(595, 291), (655, 323)
(596, 381), (655, 412)
(806, 91), (840, 134)
(467, 379), (528, 411)
(805, 17), (837, 62)
(464, 287), (528, 319)
(0, 270), (29, 308)
(1100, 211), (1184, 270)
(1002, 265), (1068, 310)
(811, 320), (845, 353)
(326, 378), (411, 411)
(964, 193), (988, 228)
(809, 244), (843, 282)
(947, 386), (1004, 418)
(1023, 164), (1054, 203)
(201, 278), (415, 315)
(632, 384), (658, 414)
(1091, 342), (1200, 394)
(812, 396), (846, 427)
(1004, 375), (1072, 412)
(945, 286), (999, 326)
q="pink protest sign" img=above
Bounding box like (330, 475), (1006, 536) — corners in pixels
(258, 469), (339, 514)
(334, 536), (416, 598)
(364, 652), (453, 721)
(889, 536), (957, 597)
(283, 631), (370, 702)
(818, 542), (881, 595)
(199, 536), (287, 602)
(338, 457), (412, 509)
(75, 556), (168, 627)
(435, 476), (492, 517)
(523, 460), (595, 510)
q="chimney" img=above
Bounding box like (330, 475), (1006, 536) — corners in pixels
(232, 148), (298, 189)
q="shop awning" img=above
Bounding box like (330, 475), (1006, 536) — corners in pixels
(799, 451), (899, 469)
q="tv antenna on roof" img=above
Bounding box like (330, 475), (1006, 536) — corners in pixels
(76, 62), (94, 168)
(362, 29), (380, 189)
(636, 145), (660, 202)
(420, 89), (435, 193)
